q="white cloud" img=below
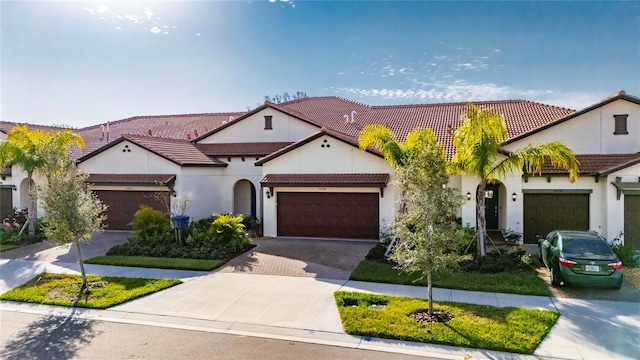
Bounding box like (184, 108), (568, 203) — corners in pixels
(144, 8), (153, 20)
(150, 26), (162, 34)
(125, 14), (142, 24)
(115, 26), (122, 30)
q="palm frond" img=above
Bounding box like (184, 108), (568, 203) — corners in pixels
(492, 142), (579, 182)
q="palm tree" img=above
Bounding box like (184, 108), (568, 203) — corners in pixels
(0, 125), (84, 236)
(358, 124), (435, 169)
(450, 104), (579, 257)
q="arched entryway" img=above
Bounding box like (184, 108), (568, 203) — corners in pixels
(233, 180), (256, 217)
(19, 178), (35, 216)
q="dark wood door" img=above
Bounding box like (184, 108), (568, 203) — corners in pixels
(523, 193), (589, 244)
(0, 187), (13, 220)
(94, 190), (168, 230)
(277, 192), (379, 239)
(624, 195), (640, 249)
(484, 184), (500, 230)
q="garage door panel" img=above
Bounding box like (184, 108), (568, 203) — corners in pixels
(624, 195), (640, 249)
(94, 190), (168, 230)
(277, 192), (379, 239)
(524, 193), (589, 244)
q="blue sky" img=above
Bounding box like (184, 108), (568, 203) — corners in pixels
(2, 0), (639, 128)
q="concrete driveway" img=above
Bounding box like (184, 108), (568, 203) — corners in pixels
(217, 237), (376, 280)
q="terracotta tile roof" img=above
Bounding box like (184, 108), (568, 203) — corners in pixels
(78, 134), (227, 167)
(87, 173), (176, 186)
(0, 122), (71, 134)
(75, 112), (245, 158)
(279, 97), (575, 158)
(261, 173), (390, 187)
(255, 128), (383, 166)
(194, 142), (292, 157)
(541, 153), (640, 175)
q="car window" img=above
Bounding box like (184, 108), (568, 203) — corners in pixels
(562, 238), (613, 256)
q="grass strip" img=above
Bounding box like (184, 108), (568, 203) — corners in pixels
(0, 272), (181, 309)
(0, 243), (19, 252)
(335, 291), (558, 354)
(85, 255), (225, 271)
(350, 260), (550, 296)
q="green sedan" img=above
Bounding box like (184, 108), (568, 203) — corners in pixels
(538, 230), (624, 289)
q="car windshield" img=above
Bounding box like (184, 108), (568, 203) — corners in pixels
(562, 237), (613, 256)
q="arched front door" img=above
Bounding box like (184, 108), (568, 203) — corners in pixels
(233, 180), (256, 217)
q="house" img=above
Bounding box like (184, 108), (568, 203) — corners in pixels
(1, 91), (638, 249)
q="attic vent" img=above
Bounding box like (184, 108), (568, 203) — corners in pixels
(614, 114), (628, 135)
(264, 115), (273, 130)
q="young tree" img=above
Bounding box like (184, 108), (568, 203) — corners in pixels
(360, 125), (468, 315)
(0, 125), (84, 236)
(450, 104), (579, 257)
(39, 159), (106, 290)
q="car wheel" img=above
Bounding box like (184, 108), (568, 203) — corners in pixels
(550, 266), (561, 286)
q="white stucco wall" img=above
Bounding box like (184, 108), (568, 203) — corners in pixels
(79, 141), (181, 175)
(503, 99), (640, 154)
(196, 108), (320, 144)
(261, 135), (398, 238)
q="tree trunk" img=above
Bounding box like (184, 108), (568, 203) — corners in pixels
(427, 271), (433, 315)
(476, 179), (487, 257)
(74, 238), (88, 290)
(27, 174), (36, 237)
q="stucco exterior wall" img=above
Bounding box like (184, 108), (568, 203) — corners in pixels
(79, 141), (181, 175)
(261, 135), (398, 238)
(196, 108), (320, 144)
(607, 163), (640, 243)
(503, 99), (640, 154)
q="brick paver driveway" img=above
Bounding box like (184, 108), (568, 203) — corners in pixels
(217, 237), (376, 280)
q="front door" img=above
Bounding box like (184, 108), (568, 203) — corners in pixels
(485, 184), (499, 230)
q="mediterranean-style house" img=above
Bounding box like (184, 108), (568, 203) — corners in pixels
(1, 90), (638, 249)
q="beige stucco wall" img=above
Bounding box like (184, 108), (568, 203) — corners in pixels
(261, 135), (398, 238)
(503, 99), (640, 154)
(196, 108), (319, 144)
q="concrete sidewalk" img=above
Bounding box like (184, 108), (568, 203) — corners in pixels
(1, 256), (639, 359)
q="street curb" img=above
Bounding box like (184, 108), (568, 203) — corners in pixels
(0, 301), (545, 360)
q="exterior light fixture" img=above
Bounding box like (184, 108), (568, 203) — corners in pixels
(512, 192), (517, 202)
(265, 189), (271, 199)
(466, 191), (472, 201)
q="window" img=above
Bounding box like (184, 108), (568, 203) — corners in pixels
(614, 114), (628, 135)
(264, 115), (273, 130)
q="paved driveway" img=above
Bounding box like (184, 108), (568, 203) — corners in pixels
(536, 266), (640, 302)
(217, 237), (376, 280)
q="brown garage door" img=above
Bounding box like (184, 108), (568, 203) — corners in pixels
(277, 192), (379, 239)
(93, 190), (168, 230)
(624, 194), (640, 249)
(523, 193), (589, 244)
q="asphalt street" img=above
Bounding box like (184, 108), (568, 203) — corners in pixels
(0, 310), (434, 360)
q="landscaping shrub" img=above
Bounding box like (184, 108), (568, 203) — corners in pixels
(242, 216), (262, 237)
(458, 249), (536, 274)
(365, 243), (392, 263)
(609, 239), (638, 267)
(129, 206), (170, 237)
(211, 214), (250, 254)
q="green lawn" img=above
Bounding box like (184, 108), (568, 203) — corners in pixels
(351, 260), (550, 296)
(0, 243), (19, 252)
(335, 291), (558, 354)
(625, 267), (640, 290)
(85, 255), (225, 271)
(0, 272), (181, 309)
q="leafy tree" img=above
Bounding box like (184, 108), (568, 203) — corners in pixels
(39, 159), (106, 290)
(359, 125), (468, 315)
(450, 104), (579, 257)
(0, 125), (84, 236)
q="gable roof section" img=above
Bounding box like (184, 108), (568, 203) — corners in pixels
(76, 112), (245, 157)
(503, 91), (640, 146)
(254, 128), (383, 166)
(194, 142), (293, 157)
(261, 173), (389, 187)
(278, 97), (575, 158)
(192, 102), (323, 142)
(87, 173), (176, 186)
(541, 153), (640, 176)
(77, 134), (227, 167)
(0, 122), (70, 134)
